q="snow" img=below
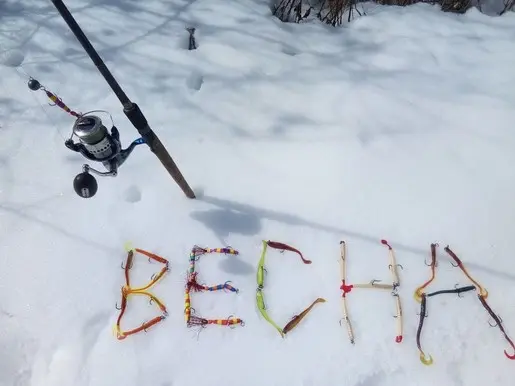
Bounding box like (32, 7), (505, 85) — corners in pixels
(1, 0), (515, 385)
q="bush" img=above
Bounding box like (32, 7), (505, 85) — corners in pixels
(271, 0), (514, 26)
(500, 0), (515, 14)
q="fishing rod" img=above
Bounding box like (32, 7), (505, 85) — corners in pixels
(48, 0), (195, 199)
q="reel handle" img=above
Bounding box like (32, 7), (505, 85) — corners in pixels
(73, 167), (98, 198)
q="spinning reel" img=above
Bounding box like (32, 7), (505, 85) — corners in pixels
(65, 114), (144, 198)
(28, 78), (145, 198)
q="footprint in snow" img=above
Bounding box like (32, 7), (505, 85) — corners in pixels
(123, 185), (142, 203)
(0, 48), (25, 67)
(186, 72), (203, 91)
(281, 45), (298, 56)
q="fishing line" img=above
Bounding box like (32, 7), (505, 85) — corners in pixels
(14, 66), (69, 141)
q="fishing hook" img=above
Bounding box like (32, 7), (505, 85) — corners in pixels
(223, 280), (239, 293)
(192, 246), (206, 257)
(121, 260), (133, 270)
(488, 316), (502, 327)
(256, 288), (267, 309)
(389, 263), (404, 270)
(226, 314), (237, 329)
(370, 279), (382, 285)
(194, 324), (206, 341)
(455, 283), (465, 297)
(149, 297), (154, 305)
(450, 260), (459, 267)
(115, 302), (122, 310)
(391, 286), (399, 296)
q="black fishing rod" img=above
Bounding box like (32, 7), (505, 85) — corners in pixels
(49, 0), (195, 199)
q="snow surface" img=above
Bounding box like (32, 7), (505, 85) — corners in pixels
(1, 0), (515, 385)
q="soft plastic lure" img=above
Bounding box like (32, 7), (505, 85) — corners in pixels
(416, 285), (476, 365)
(283, 298), (326, 335)
(477, 294), (515, 360)
(115, 244), (169, 340)
(414, 243), (438, 302)
(416, 293), (432, 365)
(256, 240), (322, 337)
(339, 239), (403, 344)
(184, 246), (243, 330)
(414, 242), (515, 363)
(339, 241), (355, 344)
(444, 245), (488, 298)
(444, 246), (515, 359)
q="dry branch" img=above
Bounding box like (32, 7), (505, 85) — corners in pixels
(500, 0), (515, 14)
(271, 0), (515, 26)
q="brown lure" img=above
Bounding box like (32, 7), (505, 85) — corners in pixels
(266, 240), (312, 264)
(282, 297), (326, 335)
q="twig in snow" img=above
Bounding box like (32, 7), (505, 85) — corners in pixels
(273, 0), (310, 22)
(500, 0), (515, 14)
(439, 0), (473, 13)
(186, 27), (197, 50)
